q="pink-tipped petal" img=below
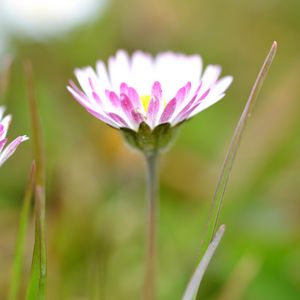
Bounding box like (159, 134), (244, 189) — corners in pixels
(159, 98), (177, 123)
(147, 98), (159, 128)
(120, 82), (128, 95)
(92, 92), (102, 105)
(88, 77), (95, 91)
(173, 81), (191, 108)
(198, 88), (211, 102)
(172, 104), (200, 125)
(86, 108), (119, 128)
(128, 87), (141, 109)
(185, 77), (233, 120)
(0, 138), (7, 152)
(185, 81), (192, 95)
(175, 86), (187, 104)
(106, 90), (120, 107)
(67, 85), (89, 106)
(1, 115), (12, 137)
(120, 83), (141, 109)
(0, 124), (4, 137)
(175, 92), (226, 126)
(189, 93), (226, 118)
(68, 80), (87, 99)
(147, 81), (163, 127)
(152, 81), (162, 101)
(107, 112), (129, 127)
(173, 88), (212, 125)
(0, 136), (28, 167)
(74, 68), (94, 99)
(0, 107), (28, 167)
(131, 110), (144, 124)
(67, 85), (94, 111)
(171, 82), (202, 124)
(120, 93), (135, 121)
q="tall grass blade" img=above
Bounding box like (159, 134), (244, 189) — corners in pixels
(8, 162), (35, 300)
(182, 42), (277, 300)
(202, 41), (277, 253)
(182, 225), (225, 300)
(24, 61), (47, 300)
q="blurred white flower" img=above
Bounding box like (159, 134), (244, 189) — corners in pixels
(0, 36), (6, 61)
(0, 0), (108, 39)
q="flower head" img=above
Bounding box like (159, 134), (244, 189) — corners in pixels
(68, 50), (232, 153)
(0, 106), (28, 167)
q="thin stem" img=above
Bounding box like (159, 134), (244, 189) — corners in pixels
(144, 152), (159, 300)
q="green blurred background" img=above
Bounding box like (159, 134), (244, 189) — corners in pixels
(0, 0), (299, 299)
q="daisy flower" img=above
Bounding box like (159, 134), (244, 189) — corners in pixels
(0, 106), (28, 167)
(68, 50), (232, 152)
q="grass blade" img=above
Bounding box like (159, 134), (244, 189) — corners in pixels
(23, 61), (45, 187)
(24, 61), (47, 300)
(201, 41), (277, 253)
(8, 162), (35, 300)
(182, 225), (225, 300)
(183, 41), (277, 300)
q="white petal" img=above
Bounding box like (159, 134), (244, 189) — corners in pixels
(155, 52), (180, 99)
(210, 76), (233, 96)
(0, 106), (6, 121)
(155, 52), (202, 101)
(96, 60), (111, 90)
(188, 93), (226, 118)
(130, 51), (154, 95)
(74, 68), (93, 99)
(108, 50), (130, 91)
(187, 55), (203, 89)
(201, 65), (222, 91)
(67, 85), (98, 112)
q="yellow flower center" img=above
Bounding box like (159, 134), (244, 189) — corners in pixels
(140, 95), (167, 112)
(140, 95), (151, 111)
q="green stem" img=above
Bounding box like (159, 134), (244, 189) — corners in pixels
(144, 152), (159, 300)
